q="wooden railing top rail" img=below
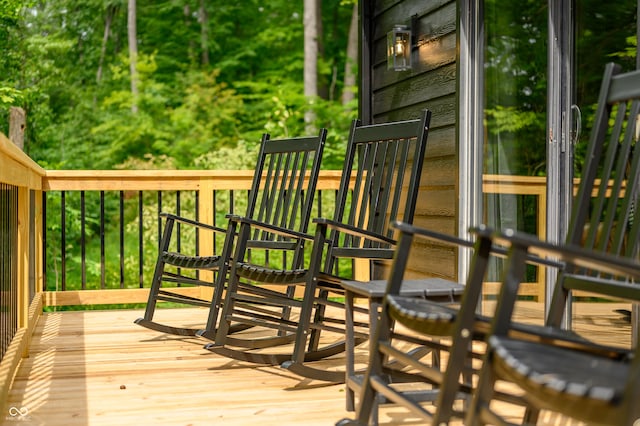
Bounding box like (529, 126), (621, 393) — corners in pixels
(483, 173), (627, 196)
(0, 133), (45, 189)
(483, 174), (547, 184)
(40, 171), (627, 194)
(43, 169), (346, 191)
(483, 174), (546, 195)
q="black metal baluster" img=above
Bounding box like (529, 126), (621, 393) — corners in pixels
(196, 191), (200, 280)
(1, 184), (8, 357)
(335, 189), (340, 276)
(157, 191), (162, 253)
(1, 184), (4, 356)
(29, 190), (35, 302)
(7, 184), (12, 356)
(120, 191), (124, 289)
(81, 191), (86, 290)
(3, 185), (12, 355)
(42, 192), (47, 291)
(61, 191), (66, 291)
(139, 191), (143, 288)
(11, 186), (16, 337)
(1, 184), (4, 357)
(100, 191), (105, 289)
(176, 191), (181, 284)
(4, 185), (6, 355)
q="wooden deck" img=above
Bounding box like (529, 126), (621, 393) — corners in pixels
(3, 302), (633, 425)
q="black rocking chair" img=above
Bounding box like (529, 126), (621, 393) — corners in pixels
(466, 227), (640, 425)
(465, 63), (640, 425)
(135, 130), (327, 336)
(204, 110), (442, 383)
(338, 62), (640, 424)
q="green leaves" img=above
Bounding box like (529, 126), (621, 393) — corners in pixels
(485, 106), (538, 134)
(0, 87), (22, 107)
(1, 0), (355, 171)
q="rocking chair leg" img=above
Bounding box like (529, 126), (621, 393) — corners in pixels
(338, 301), (395, 426)
(141, 260), (164, 322)
(307, 288), (330, 352)
(141, 218), (174, 322)
(345, 291), (357, 411)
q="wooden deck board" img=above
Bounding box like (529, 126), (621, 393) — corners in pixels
(4, 308), (356, 426)
(3, 302), (633, 425)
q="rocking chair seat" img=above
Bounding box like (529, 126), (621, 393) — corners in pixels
(235, 269), (345, 291)
(162, 252), (221, 269)
(387, 296), (457, 334)
(387, 294), (629, 358)
(236, 263), (309, 284)
(488, 335), (630, 425)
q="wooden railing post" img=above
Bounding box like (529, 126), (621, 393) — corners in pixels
(536, 182), (547, 302)
(197, 177), (216, 300)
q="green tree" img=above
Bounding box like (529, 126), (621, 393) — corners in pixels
(2, 0), (355, 170)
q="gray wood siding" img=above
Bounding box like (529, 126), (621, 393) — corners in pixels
(364, 0), (458, 281)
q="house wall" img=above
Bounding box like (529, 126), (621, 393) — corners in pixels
(361, 0), (458, 281)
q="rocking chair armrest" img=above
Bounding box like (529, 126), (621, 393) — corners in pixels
(313, 218), (396, 245)
(392, 220), (474, 248)
(473, 226), (640, 282)
(226, 214), (315, 242)
(159, 212), (228, 234)
(392, 221), (562, 269)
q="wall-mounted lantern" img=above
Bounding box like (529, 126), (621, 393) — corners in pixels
(387, 25), (412, 71)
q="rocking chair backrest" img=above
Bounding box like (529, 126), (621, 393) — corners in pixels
(325, 109), (431, 272)
(548, 63), (640, 323)
(245, 130), (327, 268)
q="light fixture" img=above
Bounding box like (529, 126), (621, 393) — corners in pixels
(387, 25), (412, 71)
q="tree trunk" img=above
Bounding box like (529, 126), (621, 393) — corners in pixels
(342, 3), (358, 106)
(183, 5), (196, 64)
(303, 0), (319, 131)
(199, 0), (210, 65)
(9, 107), (25, 151)
(127, 0), (139, 114)
(315, 0), (328, 100)
(96, 5), (115, 84)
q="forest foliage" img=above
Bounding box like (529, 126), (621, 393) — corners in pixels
(0, 0), (357, 171)
(3, 1), (637, 296)
(0, 0), (357, 296)
(4, 1), (637, 175)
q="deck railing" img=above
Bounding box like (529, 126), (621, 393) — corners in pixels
(0, 133), (44, 415)
(1, 182), (18, 361)
(39, 172), (555, 306)
(482, 175), (547, 299)
(41, 169), (346, 306)
(42, 172), (625, 304)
